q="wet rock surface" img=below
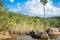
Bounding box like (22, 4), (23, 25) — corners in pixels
(28, 30), (48, 39)
(27, 27), (60, 39)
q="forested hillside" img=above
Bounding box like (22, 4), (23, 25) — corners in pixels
(0, 0), (60, 34)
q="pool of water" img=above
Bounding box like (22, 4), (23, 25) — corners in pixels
(3, 35), (60, 40)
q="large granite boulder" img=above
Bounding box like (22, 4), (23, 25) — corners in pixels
(48, 27), (60, 35)
(28, 30), (48, 39)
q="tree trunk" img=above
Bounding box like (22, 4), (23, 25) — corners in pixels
(44, 4), (45, 31)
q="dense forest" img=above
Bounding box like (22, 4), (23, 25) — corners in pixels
(0, 0), (60, 34)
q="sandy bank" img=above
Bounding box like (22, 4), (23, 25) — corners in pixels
(0, 35), (11, 39)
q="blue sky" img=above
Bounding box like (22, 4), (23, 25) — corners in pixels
(3, 0), (60, 17)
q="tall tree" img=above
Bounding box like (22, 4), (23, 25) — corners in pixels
(40, 0), (48, 31)
(0, 0), (4, 7)
(0, 0), (4, 10)
(0, 0), (8, 12)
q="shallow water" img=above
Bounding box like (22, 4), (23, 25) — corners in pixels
(3, 35), (60, 40)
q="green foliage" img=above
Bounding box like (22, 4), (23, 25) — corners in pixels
(40, 0), (48, 5)
(0, 0), (4, 7)
(0, 10), (60, 33)
(0, 0), (60, 34)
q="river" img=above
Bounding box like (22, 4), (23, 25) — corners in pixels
(3, 35), (60, 40)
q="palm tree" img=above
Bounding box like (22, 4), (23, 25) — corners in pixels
(40, 0), (48, 31)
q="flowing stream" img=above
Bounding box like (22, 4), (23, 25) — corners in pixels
(3, 35), (60, 40)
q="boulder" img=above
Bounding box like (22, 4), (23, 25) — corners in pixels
(48, 27), (60, 35)
(28, 30), (48, 39)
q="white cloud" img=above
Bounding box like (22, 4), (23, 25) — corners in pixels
(17, 3), (21, 9)
(14, 3), (22, 12)
(14, 0), (60, 17)
(9, 0), (14, 3)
